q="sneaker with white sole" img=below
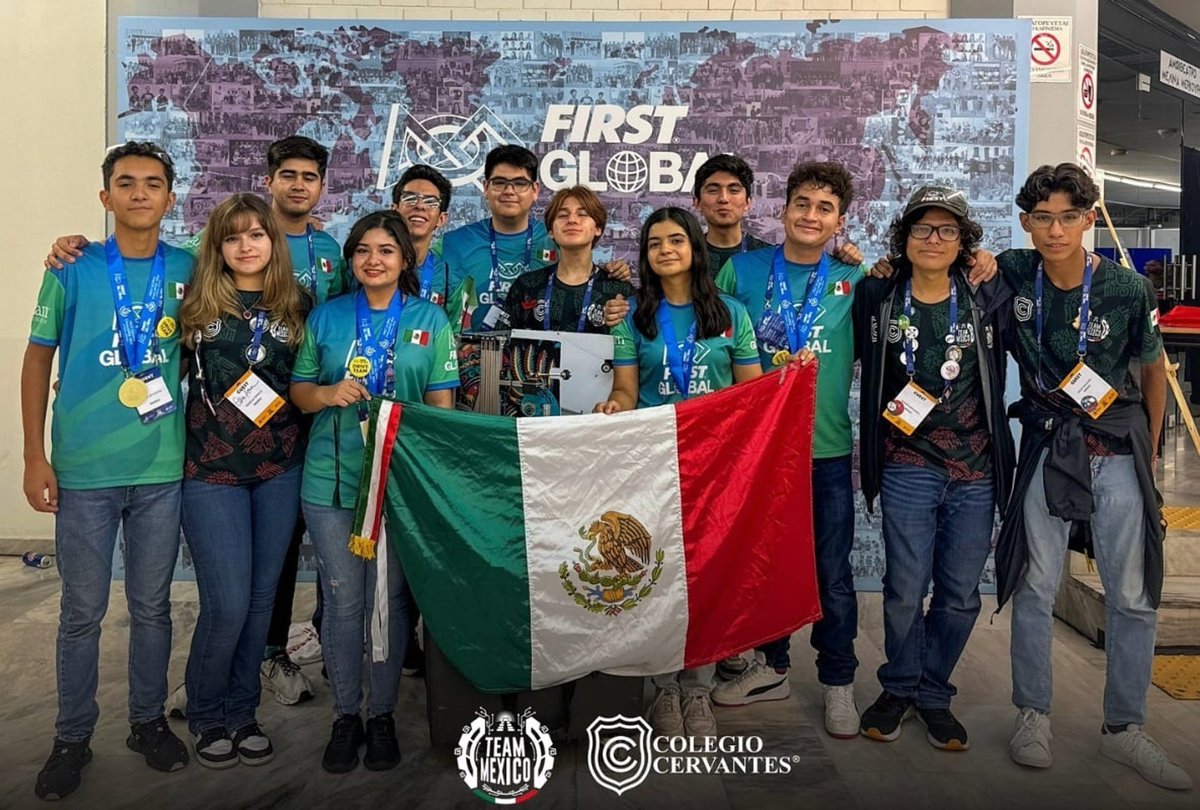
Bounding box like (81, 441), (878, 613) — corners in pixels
(1009, 707), (1052, 768)
(286, 622), (323, 667)
(822, 684), (859, 739)
(167, 682), (187, 720)
(232, 723), (274, 767)
(1099, 725), (1193, 790)
(710, 651), (790, 707)
(716, 654), (749, 681)
(648, 684), (685, 736)
(681, 692), (718, 737)
(193, 728), (238, 770)
(260, 652), (313, 706)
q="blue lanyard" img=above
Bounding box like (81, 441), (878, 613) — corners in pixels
(657, 301), (697, 400)
(104, 235), (166, 374)
(354, 290), (404, 395)
(418, 251), (438, 302)
(488, 222), (533, 295)
(305, 225), (317, 296)
(740, 234), (749, 253)
(247, 309), (268, 366)
(1034, 254), (1093, 393)
(903, 278), (957, 399)
(543, 266), (598, 332)
(764, 248), (828, 353)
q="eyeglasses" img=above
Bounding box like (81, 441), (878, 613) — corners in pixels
(487, 177), (534, 192)
(909, 223), (961, 241)
(1025, 209), (1088, 229)
(397, 192), (442, 210)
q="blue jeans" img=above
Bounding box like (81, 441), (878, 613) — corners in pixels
(303, 502), (409, 718)
(878, 464), (995, 708)
(182, 467), (301, 735)
(54, 483), (182, 742)
(758, 454), (858, 685)
(1011, 452), (1157, 726)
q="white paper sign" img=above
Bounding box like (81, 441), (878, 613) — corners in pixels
(1077, 44), (1097, 126)
(1160, 50), (1200, 100)
(1020, 16), (1072, 83)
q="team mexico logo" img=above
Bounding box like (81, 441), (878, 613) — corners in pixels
(456, 708), (556, 804)
(586, 716), (654, 796)
(559, 511), (663, 616)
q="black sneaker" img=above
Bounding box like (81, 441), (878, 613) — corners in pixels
(232, 723), (275, 767)
(34, 739), (92, 800)
(127, 717), (189, 771)
(364, 714), (401, 771)
(860, 691), (914, 742)
(322, 714), (365, 774)
(401, 643), (425, 678)
(916, 706), (969, 751)
(193, 728), (238, 770)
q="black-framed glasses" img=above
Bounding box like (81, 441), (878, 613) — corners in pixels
(487, 177), (534, 192)
(1025, 209), (1087, 229)
(909, 223), (961, 241)
(397, 191), (442, 210)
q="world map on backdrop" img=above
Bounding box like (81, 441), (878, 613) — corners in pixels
(117, 17), (1030, 586)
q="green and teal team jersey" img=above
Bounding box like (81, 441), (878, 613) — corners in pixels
(612, 295), (759, 408)
(716, 248), (863, 458)
(182, 226), (347, 304)
(1000, 249), (1163, 454)
(292, 292), (459, 507)
(440, 218), (556, 331)
(29, 241), (194, 489)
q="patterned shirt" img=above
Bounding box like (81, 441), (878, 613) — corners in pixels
(502, 265), (633, 334)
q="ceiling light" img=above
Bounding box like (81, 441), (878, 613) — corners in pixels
(1109, 148), (1127, 156)
(1105, 172), (1181, 192)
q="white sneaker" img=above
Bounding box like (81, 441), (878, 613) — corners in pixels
(286, 622), (323, 666)
(1099, 725), (1193, 790)
(716, 654), (749, 681)
(681, 692), (718, 737)
(167, 682), (187, 720)
(260, 652), (314, 705)
(1009, 707), (1053, 768)
(822, 684), (859, 739)
(710, 651), (790, 707)
(648, 685), (685, 736)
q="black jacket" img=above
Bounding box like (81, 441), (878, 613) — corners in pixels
(853, 268), (1016, 513)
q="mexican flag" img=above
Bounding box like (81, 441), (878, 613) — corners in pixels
(403, 328), (430, 346)
(353, 364), (821, 692)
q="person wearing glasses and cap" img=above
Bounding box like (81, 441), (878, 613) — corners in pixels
(994, 164), (1189, 791)
(852, 186), (1014, 752)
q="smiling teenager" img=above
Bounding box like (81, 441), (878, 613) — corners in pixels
(176, 193), (311, 770)
(391, 164), (454, 310)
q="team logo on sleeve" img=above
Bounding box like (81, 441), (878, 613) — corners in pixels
(540, 249), (558, 263)
(169, 282), (189, 300)
(319, 257), (334, 274)
(829, 280), (851, 296)
(560, 511), (662, 616)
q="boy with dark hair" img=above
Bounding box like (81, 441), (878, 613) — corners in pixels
(996, 164), (1190, 790)
(23, 142), (194, 800)
(392, 164), (454, 310)
(692, 153), (771, 276)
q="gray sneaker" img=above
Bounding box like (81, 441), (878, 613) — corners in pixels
(1099, 725), (1192, 790)
(648, 684), (685, 737)
(1009, 708), (1052, 768)
(260, 652), (313, 706)
(681, 692), (718, 737)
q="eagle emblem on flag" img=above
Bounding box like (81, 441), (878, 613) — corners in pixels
(559, 511), (664, 616)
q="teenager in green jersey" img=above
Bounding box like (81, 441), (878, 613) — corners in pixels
(391, 164), (454, 312)
(290, 211), (458, 774)
(23, 142), (193, 800)
(597, 207), (769, 737)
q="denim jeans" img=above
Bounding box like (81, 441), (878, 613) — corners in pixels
(181, 466), (301, 735)
(878, 464), (995, 708)
(304, 502), (409, 718)
(652, 664), (716, 696)
(758, 455), (858, 685)
(54, 483), (182, 742)
(1011, 451), (1157, 726)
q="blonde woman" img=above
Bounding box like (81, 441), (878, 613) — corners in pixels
(177, 192), (311, 769)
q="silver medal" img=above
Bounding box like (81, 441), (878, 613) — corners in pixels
(940, 360), (960, 381)
(245, 344), (267, 366)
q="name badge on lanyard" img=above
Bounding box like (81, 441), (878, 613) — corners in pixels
(884, 278), (959, 434)
(105, 236), (174, 422)
(225, 310), (285, 426)
(657, 301), (697, 399)
(544, 266), (598, 332)
(760, 248), (827, 364)
(482, 222), (533, 330)
(1035, 254), (1115, 418)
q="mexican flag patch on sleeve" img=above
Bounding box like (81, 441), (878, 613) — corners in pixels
(403, 329), (430, 346)
(541, 249), (557, 263)
(830, 280), (851, 296)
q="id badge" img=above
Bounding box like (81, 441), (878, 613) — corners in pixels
(882, 381), (938, 436)
(135, 368), (176, 425)
(482, 304), (505, 329)
(224, 369), (285, 427)
(1059, 361), (1117, 419)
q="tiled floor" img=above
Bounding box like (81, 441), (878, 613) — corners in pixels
(1, 556), (1196, 810)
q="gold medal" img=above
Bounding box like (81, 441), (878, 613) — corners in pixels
(772, 349), (792, 367)
(118, 376), (149, 408)
(156, 316), (177, 339)
(348, 356), (372, 378)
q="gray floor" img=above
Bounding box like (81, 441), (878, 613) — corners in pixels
(1, 554), (1197, 810)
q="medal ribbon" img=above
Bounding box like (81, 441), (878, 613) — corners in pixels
(488, 221), (534, 296)
(1034, 253), (1093, 393)
(902, 277), (957, 399)
(418, 251), (438, 302)
(657, 301), (697, 400)
(354, 290), (404, 395)
(764, 248), (828, 353)
(105, 235), (166, 375)
(247, 309), (268, 366)
(543, 265), (598, 332)
(305, 225), (317, 296)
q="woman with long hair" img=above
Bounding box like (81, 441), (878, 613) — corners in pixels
(595, 207), (769, 736)
(177, 192), (311, 769)
(289, 210), (458, 774)
(852, 187), (1013, 751)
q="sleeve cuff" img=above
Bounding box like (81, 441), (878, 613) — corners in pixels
(426, 380), (460, 391)
(28, 336), (58, 347)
